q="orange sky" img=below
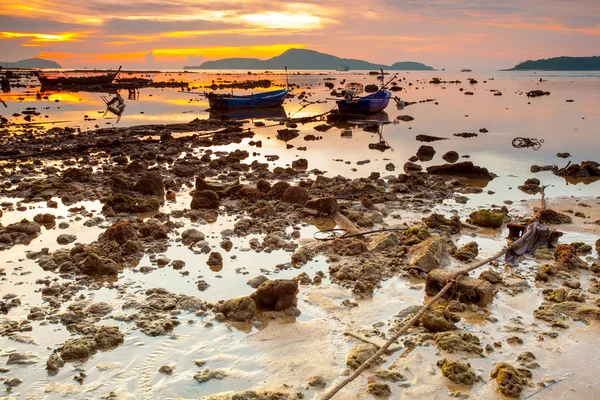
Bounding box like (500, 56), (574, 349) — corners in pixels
(1, 0), (599, 69)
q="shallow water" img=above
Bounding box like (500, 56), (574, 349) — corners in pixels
(1, 70), (600, 399)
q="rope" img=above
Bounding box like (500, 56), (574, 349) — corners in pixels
(318, 247), (508, 400)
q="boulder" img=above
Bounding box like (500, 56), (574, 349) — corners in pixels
(439, 359), (478, 385)
(554, 244), (587, 270)
(490, 362), (531, 398)
(57, 234), (77, 245)
(552, 301), (600, 323)
(442, 151), (459, 163)
(81, 254), (119, 276)
(190, 190), (220, 209)
(6, 219), (41, 236)
(408, 236), (455, 272)
(403, 162), (422, 173)
(420, 308), (458, 332)
(283, 186), (309, 205)
(100, 221), (138, 244)
(416, 145), (436, 161)
(292, 158), (308, 169)
(346, 343), (378, 369)
(454, 241), (479, 261)
(134, 171), (165, 199)
(250, 279), (298, 311)
(93, 325), (124, 349)
(427, 162), (495, 180)
(60, 338), (96, 361)
(214, 296), (257, 322)
(426, 269), (494, 306)
(33, 213), (56, 225)
(467, 209), (504, 228)
(305, 196), (339, 215)
(532, 209), (572, 224)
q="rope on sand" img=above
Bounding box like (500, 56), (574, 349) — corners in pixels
(318, 247), (509, 400)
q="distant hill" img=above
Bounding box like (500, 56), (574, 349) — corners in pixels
(507, 56), (600, 71)
(184, 49), (434, 70)
(1, 58), (61, 69)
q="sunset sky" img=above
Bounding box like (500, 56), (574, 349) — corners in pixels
(1, 0), (599, 70)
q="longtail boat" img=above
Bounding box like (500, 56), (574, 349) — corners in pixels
(33, 66), (122, 87)
(337, 89), (392, 114)
(205, 88), (289, 110)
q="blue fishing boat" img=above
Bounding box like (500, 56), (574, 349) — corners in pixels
(205, 88), (289, 110)
(337, 89), (392, 114)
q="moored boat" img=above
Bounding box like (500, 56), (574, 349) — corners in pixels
(205, 88), (289, 110)
(336, 65), (350, 71)
(33, 66), (122, 87)
(336, 89), (392, 114)
(461, 68), (472, 72)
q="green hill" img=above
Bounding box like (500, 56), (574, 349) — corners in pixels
(507, 56), (600, 71)
(185, 48), (434, 71)
(2, 58), (61, 69)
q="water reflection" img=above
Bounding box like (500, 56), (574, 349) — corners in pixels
(209, 106), (286, 121)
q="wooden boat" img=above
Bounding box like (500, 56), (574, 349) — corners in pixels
(461, 68), (472, 72)
(205, 88), (289, 110)
(336, 65), (350, 71)
(33, 66), (121, 87)
(337, 89), (392, 114)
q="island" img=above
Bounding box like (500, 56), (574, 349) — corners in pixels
(506, 56), (600, 71)
(2, 58), (61, 69)
(184, 48), (434, 71)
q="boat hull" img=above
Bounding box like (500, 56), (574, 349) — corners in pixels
(206, 89), (289, 110)
(337, 89), (392, 114)
(34, 68), (120, 87)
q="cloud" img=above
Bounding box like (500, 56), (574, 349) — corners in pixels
(185, 54), (204, 66)
(145, 51), (154, 64)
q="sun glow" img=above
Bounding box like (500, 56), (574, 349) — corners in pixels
(241, 12), (326, 30)
(0, 31), (80, 42)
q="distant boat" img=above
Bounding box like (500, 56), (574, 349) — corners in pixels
(205, 88), (289, 110)
(337, 89), (392, 114)
(33, 66), (121, 87)
(461, 69), (472, 72)
(336, 65), (350, 71)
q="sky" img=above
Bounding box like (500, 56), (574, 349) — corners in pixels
(1, 0), (599, 70)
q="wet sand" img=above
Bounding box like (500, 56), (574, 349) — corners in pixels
(0, 70), (599, 399)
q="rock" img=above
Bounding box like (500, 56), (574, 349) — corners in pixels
(454, 241), (479, 261)
(490, 362), (530, 398)
(85, 302), (113, 316)
(420, 308), (458, 332)
(307, 375), (327, 388)
(427, 162), (495, 180)
(194, 368), (227, 383)
(207, 252), (223, 267)
(397, 115), (414, 121)
(57, 234), (77, 245)
(292, 158), (308, 169)
(346, 343), (378, 369)
(426, 269), (494, 306)
(61, 338), (96, 361)
(190, 190), (220, 209)
(247, 275), (269, 288)
(181, 228), (205, 245)
(516, 352), (536, 365)
(416, 134), (446, 142)
(4, 377), (22, 387)
(250, 279), (298, 311)
(554, 244), (587, 270)
(6, 352), (38, 365)
(6, 219), (41, 236)
(373, 369), (405, 382)
(433, 332), (483, 355)
(81, 253), (119, 276)
(100, 221), (138, 245)
(46, 353), (64, 373)
(479, 270), (503, 284)
(33, 213), (56, 225)
(104, 194), (160, 213)
(553, 301), (600, 323)
(442, 151), (459, 163)
(214, 296), (257, 322)
(467, 209), (504, 228)
(408, 235), (455, 272)
(548, 288), (566, 303)
(134, 171), (165, 199)
(423, 213), (461, 234)
(283, 186), (310, 205)
(159, 365), (173, 375)
(439, 359), (478, 385)
(404, 162), (422, 173)
(305, 196), (339, 215)
(94, 325), (124, 349)
(366, 382), (391, 397)
(532, 209), (572, 224)
(417, 145), (436, 160)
